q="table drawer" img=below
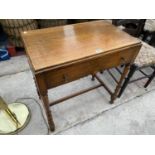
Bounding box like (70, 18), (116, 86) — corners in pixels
(44, 45), (140, 89)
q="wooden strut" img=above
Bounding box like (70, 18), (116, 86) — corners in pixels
(50, 74), (113, 106)
(93, 74), (113, 95)
(107, 69), (119, 84)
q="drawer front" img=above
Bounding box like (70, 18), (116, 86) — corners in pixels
(44, 45), (140, 89)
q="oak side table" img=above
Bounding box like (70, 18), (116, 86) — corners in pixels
(21, 20), (141, 131)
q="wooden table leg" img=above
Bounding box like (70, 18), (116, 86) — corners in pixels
(110, 64), (130, 103)
(91, 72), (96, 81)
(41, 94), (55, 131)
(35, 74), (55, 131)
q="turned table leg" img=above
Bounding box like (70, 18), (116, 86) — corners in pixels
(41, 94), (55, 131)
(91, 72), (97, 81)
(35, 74), (55, 131)
(110, 64), (130, 103)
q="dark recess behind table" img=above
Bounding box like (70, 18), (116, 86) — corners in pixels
(0, 23), (8, 46)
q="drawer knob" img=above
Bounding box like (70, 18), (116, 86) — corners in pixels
(120, 57), (126, 65)
(63, 74), (68, 83)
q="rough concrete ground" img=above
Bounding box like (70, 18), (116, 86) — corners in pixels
(58, 90), (155, 134)
(1, 55), (155, 135)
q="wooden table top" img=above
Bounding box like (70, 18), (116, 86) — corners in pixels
(21, 20), (141, 72)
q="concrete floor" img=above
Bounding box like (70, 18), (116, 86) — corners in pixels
(1, 55), (155, 135)
(59, 90), (155, 134)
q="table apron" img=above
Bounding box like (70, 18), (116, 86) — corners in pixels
(36, 46), (140, 89)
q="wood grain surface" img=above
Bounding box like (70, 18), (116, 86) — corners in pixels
(21, 20), (141, 72)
